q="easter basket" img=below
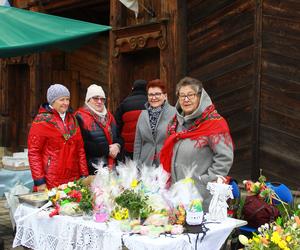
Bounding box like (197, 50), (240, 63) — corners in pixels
(186, 211), (204, 225)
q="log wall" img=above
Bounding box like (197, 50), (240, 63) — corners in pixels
(260, 0), (300, 188)
(28, 36), (110, 132)
(187, 0), (300, 189)
(187, 0), (256, 181)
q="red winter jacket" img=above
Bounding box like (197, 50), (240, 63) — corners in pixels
(114, 88), (147, 156)
(121, 110), (143, 152)
(27, 104), (88, 189)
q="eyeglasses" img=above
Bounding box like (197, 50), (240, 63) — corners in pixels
(178, 93), (199, 101)
(92, 97), (106, 102)
(148, 92), (163, 98)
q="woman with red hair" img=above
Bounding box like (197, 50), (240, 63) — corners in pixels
(133, 79), (176, 167)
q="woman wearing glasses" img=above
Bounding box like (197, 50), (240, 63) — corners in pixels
(75, 84), (122, 174)
(133, 79), (176, 167)
(160, 76), (234, 211)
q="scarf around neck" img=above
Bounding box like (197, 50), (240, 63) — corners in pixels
(85, 101), (107, 117)
(147, 101), (165, 136)
(84, 102), (115, 169)
(159, 105), (231, 174)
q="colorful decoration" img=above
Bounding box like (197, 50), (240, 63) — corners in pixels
(48, 180), (93, 216)
(243, 173), (290, 206)
(239, 214), (300, 250)
(42, 162), (206, 238)
(186, 199), (204, 225)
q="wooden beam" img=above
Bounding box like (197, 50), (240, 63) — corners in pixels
(27, 0), (107, 13)
(28, 54), (41, 119)
(251, 0), (262, 180)
(160, 0), (187, 104)
(108, 0), (123, 111)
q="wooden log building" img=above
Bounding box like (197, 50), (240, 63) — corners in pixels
(0, 0), (299, 189)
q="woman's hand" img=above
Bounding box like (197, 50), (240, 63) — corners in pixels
(109, 143), (120, 159)
(37, 184), (47, 192)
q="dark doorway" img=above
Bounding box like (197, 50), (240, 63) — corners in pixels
(119, 48), (160, 102)
(7, 64), (30, 150)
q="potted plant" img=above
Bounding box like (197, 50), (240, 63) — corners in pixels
(115, 189), (150, 220)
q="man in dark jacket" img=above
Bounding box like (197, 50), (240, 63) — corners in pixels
(115, 79), (148, 159)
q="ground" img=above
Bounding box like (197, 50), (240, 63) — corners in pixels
(0, 198), (23, 250)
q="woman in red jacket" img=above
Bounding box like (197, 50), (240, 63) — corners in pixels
(28, 84), (89, 191)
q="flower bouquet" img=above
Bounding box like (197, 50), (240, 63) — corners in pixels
(47, 180), (93, 217)
(114, 180), (153, 221)
(242, 173), (291, 206)
(92, 160), (170, 223)
(241, 174), (285, 228)
(239, 211), (300, 249)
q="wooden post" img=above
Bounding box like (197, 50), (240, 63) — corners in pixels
(108, 0), (124, 112)
(0, 61), (9, 115)
(0, 61), (10, 147)
(251, 0), (263, 180)
(160, 1), (187, 104)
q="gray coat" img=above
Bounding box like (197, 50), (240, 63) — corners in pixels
(171, 89), (234, 212)
(133, 101), (176, 167)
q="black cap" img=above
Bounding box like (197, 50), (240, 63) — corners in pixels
(133, 79), (147, 91)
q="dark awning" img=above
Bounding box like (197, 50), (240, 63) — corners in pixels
(0, 6), (111, 58)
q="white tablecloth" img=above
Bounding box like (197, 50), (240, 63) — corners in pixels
(13, 204), (246, 250)
(13, 204), (122, 250)
(122, 217), (246, 250)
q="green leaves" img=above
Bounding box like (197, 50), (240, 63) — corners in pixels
(78, 185), (93, 213)
(275, 216), (283, 226)
(115, 189), (150, 219)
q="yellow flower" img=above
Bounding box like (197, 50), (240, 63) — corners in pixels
(286, 235), (291, 242)
(278, 240), (287, 249)
(271, 231), (281, 244)
(52, 192), (60, 203)
(253, 237), (260, 243)
(113, 207), (129, 220)
(124, 208), (129, 218)
(266, 234), (270, 240)
(238, 235), (249, 246)
(131, 179), (138, 188)
(114, 211), (122, 220)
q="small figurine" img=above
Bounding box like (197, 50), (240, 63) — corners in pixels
(207, 182), (233, 221)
